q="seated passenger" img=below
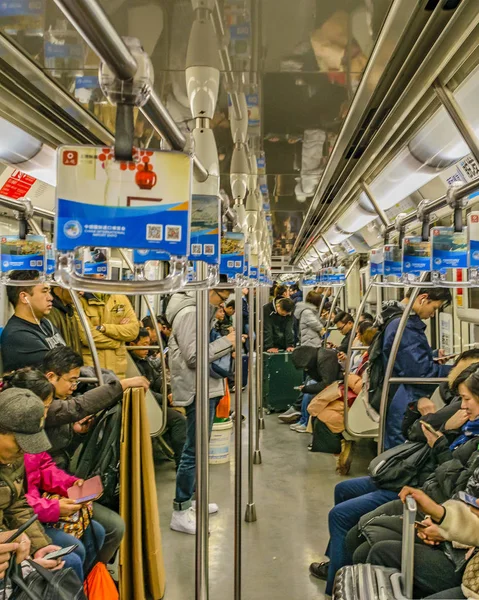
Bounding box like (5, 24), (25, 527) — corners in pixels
(42, 346), (149, 563)
(0, 387), (75, 576)
(75, 293), (139, 379)
(3, 368), (105, 581)
(332, 312), (354, 358)
(384, 288), (452, 448)
(141, 314), (171, 347)
(263, 297), (295, 353)
(222, 300), (235, 336)
(48, 286), (83, 357)
(295, 291), (324, 348)
(1, 271), (65, 372)
(310, 361), (479, 596)
(128, 329), (186, 469)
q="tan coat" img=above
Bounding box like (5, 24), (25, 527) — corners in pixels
(307, 373), (363, 434)
(76, 294), (139, 379)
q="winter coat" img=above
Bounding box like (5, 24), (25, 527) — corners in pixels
(0, 457), (51, 553)
(166, 292), (233, 407)
(263, 300), (294, 351)
(293, 346), (342, 395)
(1, 315), (65, 372)
(75, 293), (139, 379)
(24, 452), (78, 523)
(438, 499), (479, 548)
(295, 301), (323, 348)
(48, 292), (83, 357)
(45, 379), (124, 469)
(383, 311), (451, 448)
(131, 353), (163, 395)
(405, 397), (462, 443)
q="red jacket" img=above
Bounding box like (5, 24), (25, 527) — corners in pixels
(24, 452), (78, 523)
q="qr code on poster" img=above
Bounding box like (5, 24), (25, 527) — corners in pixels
(146, 225), (163, 241)
(166, 225), (182, 242)
(204, 244), (214, 256)
(191, 244), (202, 255)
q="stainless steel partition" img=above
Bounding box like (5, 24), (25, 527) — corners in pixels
(245, 287), (257, 521)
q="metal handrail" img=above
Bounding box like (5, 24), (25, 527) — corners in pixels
(389, 377), (448, 384)
(126, 346), (161, 351)
(234, 286), (243, 599)
(343, 276), (378, 438)
(55, 253), (188, 295)
(54, 0), (209, 183)
(245, 287), (257, 521)
(254, 287), (263, 460)
(377, 271), (429, 452)
(119, 249), (168, 436)
(70, 289), (104, 386)
(321, 286), (343, 347)
(373, 279), (473, 288)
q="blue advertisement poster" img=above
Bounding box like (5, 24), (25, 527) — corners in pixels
(0, 1), (44, 16)
(370, 248), (384, 276)
(83, 247), (109, 277)
(250, 266), (259, 282)
(384, 245), (402, 277)
(431, 227), (467, 271)
(46, 243), (55, 275)
(220, 232), (245, 280)
(402, 236), (431, 274)
(1, 235), (45, 272)
(56, 146), (192, 256)
(468, 212), (479, 267)
(189, 195), (220, 264)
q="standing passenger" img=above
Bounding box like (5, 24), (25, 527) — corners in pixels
(48, 286), (83, 356)
(295, 291), (324, 348)
(263, 297), (295, 353)
(75, 293), (139, 380)
(166, 289), (235, 534)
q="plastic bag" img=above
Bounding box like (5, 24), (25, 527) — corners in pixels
(216, 381), (231, 419)
(84, 563), (118, 600)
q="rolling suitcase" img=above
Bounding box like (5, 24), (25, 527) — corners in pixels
(333, 496), (417, 600)
(262, 351), (303, 413)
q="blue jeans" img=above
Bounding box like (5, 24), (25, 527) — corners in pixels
(299, 378), (317, 426)
(324, 476), (398, 595)
(384, 386), (409, 449)
(174, 396), (221, 509)
(44, 519), (105, 581)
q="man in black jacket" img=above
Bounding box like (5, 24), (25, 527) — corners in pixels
(333, 311), (354, 358)
(128, 329), (186, 468)
(1, 271), (65, 372)
(263, 297), (295, 352)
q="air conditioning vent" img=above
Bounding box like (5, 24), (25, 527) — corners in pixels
(425, 0), (462, 10)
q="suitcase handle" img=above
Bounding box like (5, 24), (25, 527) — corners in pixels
(401, 495), (417, 599)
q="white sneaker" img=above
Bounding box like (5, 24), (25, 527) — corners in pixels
(170, 508), (196, 534)
(294, 424), (308, 433)
(192, 501), (219, 515)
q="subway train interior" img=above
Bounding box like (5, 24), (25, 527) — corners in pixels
(1, 0), (479, 599)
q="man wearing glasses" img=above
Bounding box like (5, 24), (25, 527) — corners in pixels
(166, 288), (236, 535)
(332, 312), (355, 360)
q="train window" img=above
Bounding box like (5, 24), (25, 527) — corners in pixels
(110, 267), (120, 281)
(469, 287), (479, 309)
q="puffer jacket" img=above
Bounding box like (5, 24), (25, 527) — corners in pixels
(48, 291), (83, 357)
(75, 293), (139, 379)
(294, 301), (322, 347)
(0, 458), (51, 553)
(24, 453), (78, 523)
(166, 292), (233, 407)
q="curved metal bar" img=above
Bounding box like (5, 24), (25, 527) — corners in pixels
(372, 280), (471, 288)
(343, 276), (377, 438)
(389, 377), (448, 384)
(55, 253), (188, 294)
(70, 289), (104, 386)
(119, 249), (168, 435)
(377, 272), (428, 452)
(185, 265), (220, 289)
(322, 286), (343, 347)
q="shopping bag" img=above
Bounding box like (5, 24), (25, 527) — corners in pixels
(216, 381), (231, 419)
(84, 563), (118, 600)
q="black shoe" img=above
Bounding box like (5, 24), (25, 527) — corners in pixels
(309, 561), (329, 580)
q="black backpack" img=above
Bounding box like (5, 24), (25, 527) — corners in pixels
(367, 304), (404, 413)
(73, 403), (123, 509)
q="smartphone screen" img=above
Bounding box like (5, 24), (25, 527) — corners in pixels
(419, 420), (440, 437)
(458, 491), (479, 508)
(44, 544), (78, 560)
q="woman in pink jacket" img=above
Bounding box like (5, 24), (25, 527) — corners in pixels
(3, 368), (105, 581)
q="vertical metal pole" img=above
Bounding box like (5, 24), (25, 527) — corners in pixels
(195, 261), (210, 600)
(245, 287), (257, 521)
(70, 289), (104, 386)
(234, 286), (243, 600)
(322, 286), (342, 347)
(254, 288), (263, 464)
(258, 286), (266, 430)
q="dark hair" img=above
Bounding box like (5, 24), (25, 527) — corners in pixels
(42, 347), (84, 377)
(277, 298), (295, 314)
(274, 285), (288, 299)
(157, 315), (171, 329)
(305, 291), (323, 308)
(361, 312), (374, 322)
(141, 315), (154, 329)
(6, 270), (41, 307)
(334, 311), (353, 325)
(226, 300), (235, 310)
(454, 349), (479, 366)
(322, 302), (332, 313)
(455, 363), (479, 396)
(358, 321), (373, 335)
(3, 367), (54, 402)
(405, 287), (452, 305)
(132, 328), (150, 344)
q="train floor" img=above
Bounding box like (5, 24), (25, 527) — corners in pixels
(155, 401), (375, 600)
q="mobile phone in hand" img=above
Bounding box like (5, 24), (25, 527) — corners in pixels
(419, 420), (441, 438)
(67, 476), (103, 503)
(458, 491), (479, 508)
(44, 545), (78, 560)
